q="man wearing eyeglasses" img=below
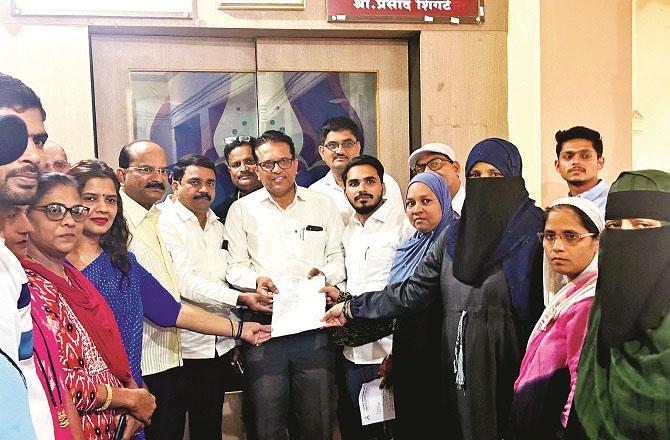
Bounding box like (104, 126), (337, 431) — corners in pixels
(43, 140), (71, 174)
(157, 153), (271, 439)
(225, 129), (345, 440)
(116, 140), (185, 439)
(212, 136), (263, 222)
(408, 142), (465, 216)
(310, 116), (404, 225)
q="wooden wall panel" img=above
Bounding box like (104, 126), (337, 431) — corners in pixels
(419, 30), (508, 169)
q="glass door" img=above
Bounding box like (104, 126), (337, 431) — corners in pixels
(91, 35), (409, 208)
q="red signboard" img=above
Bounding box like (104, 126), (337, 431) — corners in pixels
(327, 0), (483, 23)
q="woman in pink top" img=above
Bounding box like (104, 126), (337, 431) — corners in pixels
(509, 197), (604, 439)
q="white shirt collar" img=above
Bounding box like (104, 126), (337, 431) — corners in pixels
(172, 199), (219, 225)
(323, 171), (343, 192)
(120, 189), (152, 228)
(349, 199), (395, 227)
(250, 184), (308, 208)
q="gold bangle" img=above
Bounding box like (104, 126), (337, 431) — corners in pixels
(97, 383), (113, 412)
(228, 318), (236, 339)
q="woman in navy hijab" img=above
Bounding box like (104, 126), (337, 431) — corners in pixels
(323, 138), (545, 440)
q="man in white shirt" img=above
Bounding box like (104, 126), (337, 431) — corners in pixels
(0, 74), (58, 440)
(309, 116), (404, 225)
(407, 142), (465, 216)
(158, 153), (271, 439)
(554, 126), (609, 216)
(225, 130), (345, 440)
(339, 155), (406, 439)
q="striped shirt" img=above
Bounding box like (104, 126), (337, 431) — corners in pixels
(0, 239), (29, 362)
(0, 241), (53, 439)
(121, 191), (182, 376)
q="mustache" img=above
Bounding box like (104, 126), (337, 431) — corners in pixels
(238, 171), (255, 177)
(569, 166), (586, 172)
(354, 193), (372, 201)
(145, 181), (165, 190)
(194, 193), (212, 201)
(7, 164), (39, 177)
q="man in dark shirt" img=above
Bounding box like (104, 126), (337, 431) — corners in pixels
(213, 136), (262, 222)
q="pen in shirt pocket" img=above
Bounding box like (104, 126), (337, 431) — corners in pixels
(297, 225), (324, 240)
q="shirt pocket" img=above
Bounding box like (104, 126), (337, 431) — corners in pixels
(301, 229), (327, 265)
(366, 244), (397, 270)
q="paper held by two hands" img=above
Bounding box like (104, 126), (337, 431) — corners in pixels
(270, 275), (326, 338)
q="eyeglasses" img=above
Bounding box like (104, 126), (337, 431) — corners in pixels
(537, 231), (597, 246)
(51, 160), (71, 172)
(258, 157), (294, 172)
(229, 158), (257, 169)
(322, 140), (358, 152)
(126, 166), (170, 176)
(224, 136), (255, 145)
(414, 157), (453, 174)
(32, 203), (90, 222)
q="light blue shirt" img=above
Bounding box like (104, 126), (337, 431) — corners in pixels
(0, 351), (37, 440)
(570, 179), (609, 217)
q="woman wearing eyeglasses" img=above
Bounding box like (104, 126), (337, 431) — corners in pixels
(23, 173), (155, 440)
(65, 160), (272, 438)
(508, 197), (603, 439)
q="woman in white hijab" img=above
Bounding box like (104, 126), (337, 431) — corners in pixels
(508, 197), (604, 440)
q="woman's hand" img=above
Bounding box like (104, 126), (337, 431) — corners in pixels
(320, 285), (340, 306)
(127, 388), (156, 424)
(118, 414), (144, 440)
(378, 354), (393, 388)
(241, 322), (272, 346)
(321, 302), (348, 327)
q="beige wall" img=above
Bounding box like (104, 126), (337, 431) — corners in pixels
(539, 0), (632, 205)
(420, 30), (508, 173)
(632, 0), (670, 171)
(0, 22), (93, 162)
(508, 0), (541, 201)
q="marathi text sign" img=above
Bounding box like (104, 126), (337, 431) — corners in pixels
(327, 0), (483, 23)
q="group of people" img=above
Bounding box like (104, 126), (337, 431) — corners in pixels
(0, 70), (667, 440)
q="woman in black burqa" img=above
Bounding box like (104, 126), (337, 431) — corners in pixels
(323, 138), (545, 440)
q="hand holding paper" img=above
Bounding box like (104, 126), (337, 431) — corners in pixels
(271, 275), (326, 337)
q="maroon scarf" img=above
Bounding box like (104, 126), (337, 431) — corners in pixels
(22, 258), (133, 386)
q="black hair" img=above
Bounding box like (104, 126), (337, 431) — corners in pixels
(546, 204), (600, 236)
(254, 130), (295, 161)
(223, 137), (257, 164)
(32, 173), (77, 204)
(319, 116), (361, 145)
(0, 73), (46, 121)
(555, 126), (603, 158)
(341, 155), (385, 185)
(118, 139), (154, 169)
(69, 159), (132, 279)
(172, 154), (216, 183)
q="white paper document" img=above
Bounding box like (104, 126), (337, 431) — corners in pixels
(358, 378), (395, 425)
(270, 276), (326, 338)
